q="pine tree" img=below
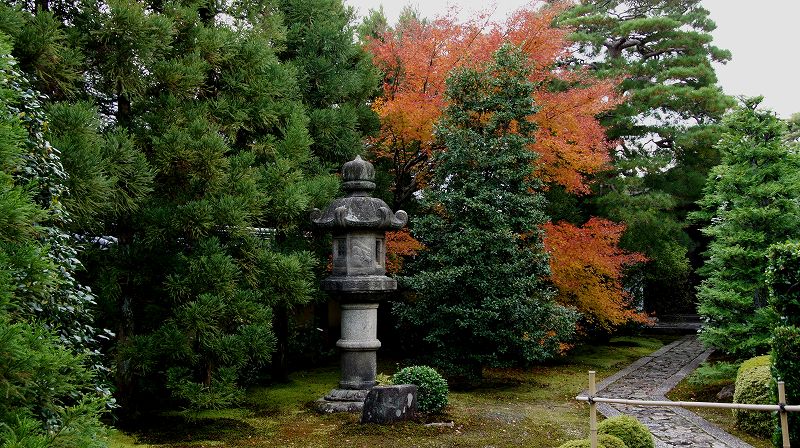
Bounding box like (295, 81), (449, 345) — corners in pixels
(101, 1), (336, 412)
(692, 98), (800, 356)
(278, 0), (380, 167)
(271, 0), (380, 379)
(3, 0), (338, 414)
(560, 0), (735, 314)
(397, 45), (577, 381)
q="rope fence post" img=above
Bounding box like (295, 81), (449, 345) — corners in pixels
(590, 371), (598, 448)
(575, 373), (799, 447)
(779, 381), (790, 448)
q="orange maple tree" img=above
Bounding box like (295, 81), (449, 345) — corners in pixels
(544, 218), (649, 331)
(366, 2), (647, 330)
(367, 2), (620, 206)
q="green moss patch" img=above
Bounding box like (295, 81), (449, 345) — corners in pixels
(111, 336), (672, 448)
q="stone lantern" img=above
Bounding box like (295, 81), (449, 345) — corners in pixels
(311, 155), (407, 413)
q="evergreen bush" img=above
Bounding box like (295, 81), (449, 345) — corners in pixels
(771, 326), (800, 445)
(597, 415), (654, 448)
(732, 355), (772, 437)
(393, 365), (448, 414)
(557, 434), (628, 448)
(767, 241), (800, 445)
(397, 44), (576, 382)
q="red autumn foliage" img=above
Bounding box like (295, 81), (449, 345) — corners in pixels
(543, 218), (649, 331)
(385, 229), (424, 274)
(367, 2), (621, 206)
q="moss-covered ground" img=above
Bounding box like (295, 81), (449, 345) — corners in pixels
(109, 336), (673, 448)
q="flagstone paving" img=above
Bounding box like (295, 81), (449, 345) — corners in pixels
(589, 334), (753, 448)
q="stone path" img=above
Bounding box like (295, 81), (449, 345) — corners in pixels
(591, 335), (752, 448)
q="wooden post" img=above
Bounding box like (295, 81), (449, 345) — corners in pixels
(590, 371), (598, 448)
(779, 381), (791, 448)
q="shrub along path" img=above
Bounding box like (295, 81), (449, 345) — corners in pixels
(591, 334), (752, 448)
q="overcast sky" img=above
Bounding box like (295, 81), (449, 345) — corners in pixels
(345, 0), (800, 118)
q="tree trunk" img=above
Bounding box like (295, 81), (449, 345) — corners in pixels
(270, 304), (290, 382)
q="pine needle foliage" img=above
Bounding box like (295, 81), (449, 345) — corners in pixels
(277, 0), (380, 167)
(1, 0), (339, 414)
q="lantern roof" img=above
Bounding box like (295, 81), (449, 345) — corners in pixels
(311, 155), (407, 231)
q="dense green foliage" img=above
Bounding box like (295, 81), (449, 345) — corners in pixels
(558, 434), (628, 448)
(771, 326), (800, 446)
(732, 355), (772, 437)
(17, 96), (114, 378)
(277, 0), (380, 167)
(692, 99), (800, 356)
(0, 32), (108, 447)
(0, 0), (347, 415)
(560, 0), (734, 315)
(766, 245), (800, 445)
(396, 45), (577, 381)
(393, 365), (449, 414)
(766, 241), (800, 324)
(597, 415), (654, 448)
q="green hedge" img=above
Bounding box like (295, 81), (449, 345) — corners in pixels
(766, 242), (800, 326)
(557, 434), (627, 448)
(733, 355), (772, 437)
(771, 326), (799, 446)
(767, 242), (800, 445)
(597, 415), (653, 448)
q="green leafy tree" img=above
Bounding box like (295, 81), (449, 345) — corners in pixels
(397, 45), (577, 382)
(0, 32), (108, 448)
(560, 0), (735, 314)
(692, 98), (800, 356)
(2, 0), (338, 414)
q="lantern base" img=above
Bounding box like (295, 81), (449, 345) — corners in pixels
(315, 388), (370, 413)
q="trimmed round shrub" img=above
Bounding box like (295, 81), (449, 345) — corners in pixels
(733, 355), (772, 437)
(557, 434), (627, 448)
(597, 415), (654, 448)
(393, 365), (448, 414)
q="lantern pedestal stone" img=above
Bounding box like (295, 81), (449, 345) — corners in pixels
(311, 156), (407, 413)
(338, 302), (380, 390)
